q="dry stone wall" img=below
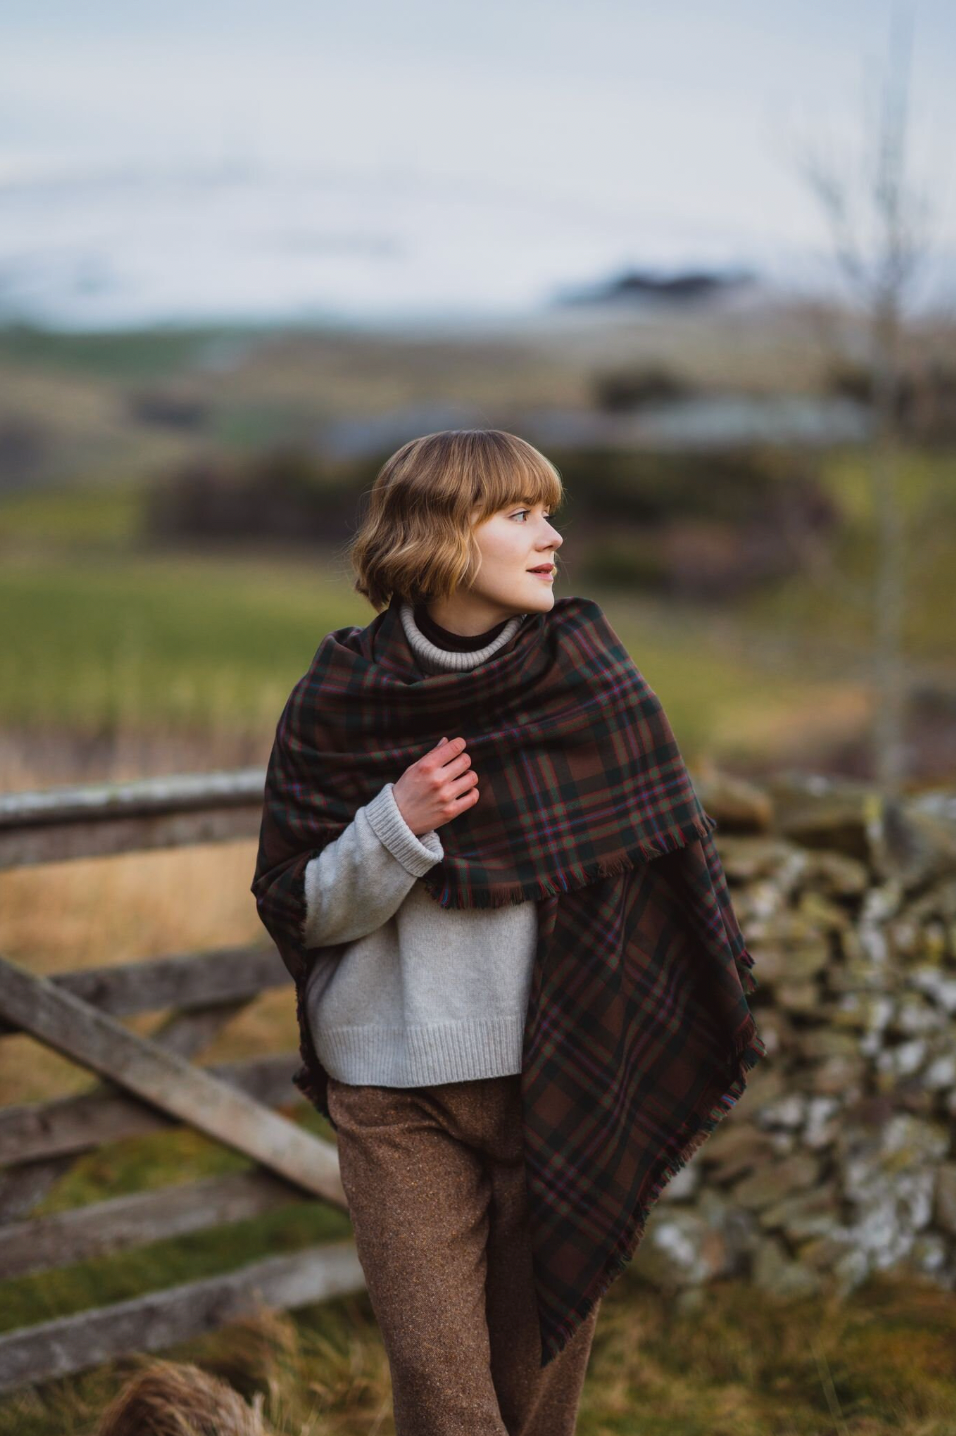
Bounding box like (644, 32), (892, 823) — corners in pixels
(633, 771), (956, 1306)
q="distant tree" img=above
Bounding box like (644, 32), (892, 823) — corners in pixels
(783, 2), (942, 800)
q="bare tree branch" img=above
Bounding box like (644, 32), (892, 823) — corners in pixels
(775, 0), (946, 801)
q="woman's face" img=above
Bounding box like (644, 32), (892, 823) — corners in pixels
(468, 498), (563, 615)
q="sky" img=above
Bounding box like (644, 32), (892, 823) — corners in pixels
(1, 0), (954, 328)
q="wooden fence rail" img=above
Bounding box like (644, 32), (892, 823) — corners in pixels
(0, 769), (267, 870)
(0, 770), (366, 1396)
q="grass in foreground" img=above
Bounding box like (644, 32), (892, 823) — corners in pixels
(1, 1267), (954, 1436)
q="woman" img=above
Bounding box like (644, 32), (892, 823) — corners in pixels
(252, 429), (765, 1436)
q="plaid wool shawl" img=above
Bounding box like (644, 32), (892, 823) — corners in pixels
(251, 592), (767, 1366)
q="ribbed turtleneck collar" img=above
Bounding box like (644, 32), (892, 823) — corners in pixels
(400, 600), (526, 673)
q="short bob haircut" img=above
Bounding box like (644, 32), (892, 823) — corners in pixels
(348, 429), (564, 611)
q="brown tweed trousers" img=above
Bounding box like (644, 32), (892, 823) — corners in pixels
(326, 1071), (601, 1436)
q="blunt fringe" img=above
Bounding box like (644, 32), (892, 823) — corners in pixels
(347, 429), (564, 611)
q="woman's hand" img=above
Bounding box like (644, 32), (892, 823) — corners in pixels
(391, 736), (479, 836)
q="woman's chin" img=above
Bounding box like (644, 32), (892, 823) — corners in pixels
(525, 587), (556, 611)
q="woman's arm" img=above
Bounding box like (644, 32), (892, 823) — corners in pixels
(302, 781), (443, 948)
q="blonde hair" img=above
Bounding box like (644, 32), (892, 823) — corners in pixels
(347, 429), (564, 611)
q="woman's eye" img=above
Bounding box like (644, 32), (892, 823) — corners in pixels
(512, 510), (551, 521)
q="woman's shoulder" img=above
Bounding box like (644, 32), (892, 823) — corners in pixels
(548, 594), (606, 628)
(545, 596), (628, 661)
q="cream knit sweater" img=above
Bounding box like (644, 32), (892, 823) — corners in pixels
(302, 600), (539, 1086)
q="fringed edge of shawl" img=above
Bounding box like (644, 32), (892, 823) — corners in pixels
(536, 1010), (769, 1368)
(421, 811), (719, 910)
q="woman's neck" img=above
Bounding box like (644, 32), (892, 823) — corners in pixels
(413, 601), (510, 652)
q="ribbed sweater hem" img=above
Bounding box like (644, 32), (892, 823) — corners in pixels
(315, 1013), (526, 1086)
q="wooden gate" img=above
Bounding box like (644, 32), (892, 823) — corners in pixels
(0, 771), (365, 1394)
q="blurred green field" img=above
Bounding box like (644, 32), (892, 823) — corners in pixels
(0, 543), (859, 780)
(0, 548), (355, 736)
(2, 441), (954, 785)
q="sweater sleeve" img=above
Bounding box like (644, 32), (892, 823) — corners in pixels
(302, 781), (444, 948)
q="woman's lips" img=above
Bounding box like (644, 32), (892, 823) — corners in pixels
(528, 567), (555, 580)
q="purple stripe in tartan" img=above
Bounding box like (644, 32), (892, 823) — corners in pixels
(251, 592), (767, 1366)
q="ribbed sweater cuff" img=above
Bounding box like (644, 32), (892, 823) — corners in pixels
(365, 782), (444, 875)
(316, 1014), (526, 1086)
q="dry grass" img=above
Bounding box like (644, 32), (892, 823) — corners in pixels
(3, 1269), (956, 1435)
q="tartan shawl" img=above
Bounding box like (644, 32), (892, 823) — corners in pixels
(251, 592), (767, 1366)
